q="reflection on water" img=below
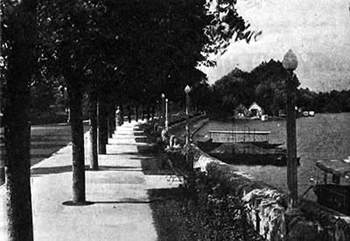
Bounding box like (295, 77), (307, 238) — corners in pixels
(194, 113), (350, 200)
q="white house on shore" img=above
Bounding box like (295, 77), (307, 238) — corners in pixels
(248, 102), (264, 118)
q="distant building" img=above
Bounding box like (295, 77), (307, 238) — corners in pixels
(248, 102), (264, 118)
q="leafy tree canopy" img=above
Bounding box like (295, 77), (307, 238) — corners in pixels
(35, 0), (257, 107)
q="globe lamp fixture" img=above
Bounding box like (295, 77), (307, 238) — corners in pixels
(282, 49), (298, 71)
(184, 85), (191, 94)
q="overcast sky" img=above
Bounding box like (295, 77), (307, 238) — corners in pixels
(200, 0), (350, 91)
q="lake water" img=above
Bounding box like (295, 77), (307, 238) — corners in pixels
(194, 113), (350, 200)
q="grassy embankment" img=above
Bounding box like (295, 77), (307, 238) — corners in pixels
(141, 120), (264, 241)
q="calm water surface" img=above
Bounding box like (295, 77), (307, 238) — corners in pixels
(194, 113), (350, 200)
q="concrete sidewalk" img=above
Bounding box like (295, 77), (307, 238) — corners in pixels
(1, 121), (181, 241)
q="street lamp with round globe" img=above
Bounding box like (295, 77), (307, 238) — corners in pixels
(161, 93), (166, 126)
(282, 49), (298, 71)
(282, 49), (299, 210)
(184, 85), (191, 95)
(184, 85), (191, 145)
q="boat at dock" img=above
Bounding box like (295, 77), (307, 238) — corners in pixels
(311, 159), (350, 215)
(197, 130), (295, 166)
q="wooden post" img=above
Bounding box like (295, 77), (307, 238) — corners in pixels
(286, 71), (298, 208)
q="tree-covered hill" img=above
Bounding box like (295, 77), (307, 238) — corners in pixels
(207, 59), (350, 117)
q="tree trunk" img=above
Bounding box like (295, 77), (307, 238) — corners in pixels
(105, 108), (110, 144)
(88, 89), (98, 170)
(98, 100), (107, 154)
(127, 106), (132, 123)
(0, 0), (3, 186)
(67, 82), (86, 204)
(113, 110), (116, 130)
(146, 106), (150, 120)
(3, 1), (36, 240)
(135, 106), (139, 122)
(120, 105), (124, 125)
(109, 108), (116, 137)
(107, 104), (115, 138)
(151, 105), (155, 119)
(141, 106), (145, 120)
(107, 118), (112, 138)
(0, 69), (4, 186)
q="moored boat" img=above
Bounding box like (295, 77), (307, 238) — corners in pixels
(197, 130), (294, 166)
(312, 159), (350, 215)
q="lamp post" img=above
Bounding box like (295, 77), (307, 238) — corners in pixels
(165, 98), (169, 130)
(184, 85), (191, 145)
(282, 49), (298, 209)
(161, 93), (165, 127)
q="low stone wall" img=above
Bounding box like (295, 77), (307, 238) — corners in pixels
(157, 116), (350, 241)
(167, 114), (208, 137)
(188, 144), (350, 241)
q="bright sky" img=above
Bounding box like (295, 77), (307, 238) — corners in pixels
(201, 0), (350, 91)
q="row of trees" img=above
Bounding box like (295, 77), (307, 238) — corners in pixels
(1, 0), (258, 240)
(193, 59), (350, 117)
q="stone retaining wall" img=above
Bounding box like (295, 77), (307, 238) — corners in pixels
(157, 116), (350, 240)
(188, 144), (350, 241)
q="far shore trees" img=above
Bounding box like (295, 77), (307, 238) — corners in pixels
(209, 59), (350, 117)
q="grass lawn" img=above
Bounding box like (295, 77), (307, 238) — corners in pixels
(148, 184), (265, 241)
(142, 121), (264, 241)
(30, 123), (90, 166)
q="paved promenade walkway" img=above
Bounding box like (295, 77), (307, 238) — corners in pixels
(1, 121), (180, 241)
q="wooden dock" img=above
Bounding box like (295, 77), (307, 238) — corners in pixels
(208, 130), (270, 143)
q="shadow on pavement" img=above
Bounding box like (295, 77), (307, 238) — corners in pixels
(96, 165), (141, 171)
(31, 165), (73, 176)
(31, 164), (145, 176)
(31, 143), (71, 149)
(31, 138), (71, 143)
(90, 199), (154, 204)
(104, 152), (149, 157)
(31, 165), (96, 176)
